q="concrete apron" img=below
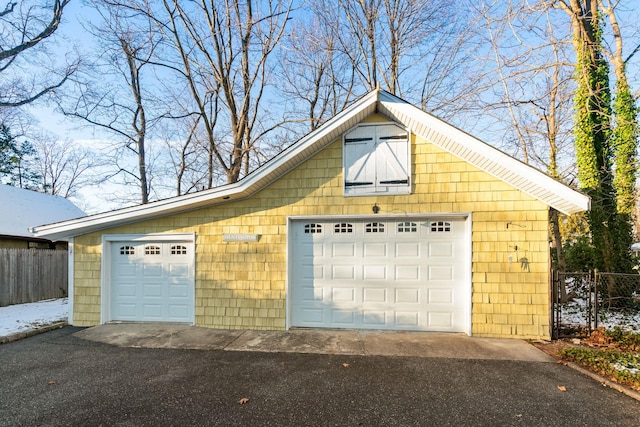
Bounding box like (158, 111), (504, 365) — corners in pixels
(74, 323), (553, 363)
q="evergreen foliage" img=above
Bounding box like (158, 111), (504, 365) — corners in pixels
(0, 125), (41, 190)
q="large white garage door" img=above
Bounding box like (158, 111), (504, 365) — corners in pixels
(110, 240), (194, 323)
(290, 218), (469, 332)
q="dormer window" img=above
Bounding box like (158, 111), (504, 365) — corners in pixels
(343, 123), (410, 195)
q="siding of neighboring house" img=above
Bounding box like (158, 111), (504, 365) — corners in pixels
(0, 238), (30, 249)
(71, 114), (550, 339)
(0, 237), (67, 250)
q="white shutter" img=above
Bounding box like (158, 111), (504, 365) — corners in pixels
(344, 127), (376, 194)
(343, 123), (410, 195)
(375, 124), (409, 190)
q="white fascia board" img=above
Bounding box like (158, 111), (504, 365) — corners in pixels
(30, 91), (381, 241)
(379, 92), (590, 215)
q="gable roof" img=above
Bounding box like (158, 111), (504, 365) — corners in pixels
(0, 185), (85, 240)
(31, 90), (589, 241)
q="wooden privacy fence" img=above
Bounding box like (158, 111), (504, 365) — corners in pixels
(0, 248), (68, 307)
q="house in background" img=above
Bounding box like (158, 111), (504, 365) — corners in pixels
(31, 90), (590, 340)
(0, 185), (86, 250)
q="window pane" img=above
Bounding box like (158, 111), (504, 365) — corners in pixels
(304, 223), (322, 234)
(430, 221), (451, 232)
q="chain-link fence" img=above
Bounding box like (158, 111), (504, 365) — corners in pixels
(552, 270), (640, 339)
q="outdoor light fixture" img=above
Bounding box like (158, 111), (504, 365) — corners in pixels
(372, 204), (380, 214)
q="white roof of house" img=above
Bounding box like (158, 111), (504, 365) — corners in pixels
(0, 185), (85, 240)
(30, 90), (590, 241)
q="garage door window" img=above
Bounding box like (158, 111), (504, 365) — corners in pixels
(430, 221), (451, 232)
(145, 245), (161, 255)
(120, 245), (135, 255)
(171, 245), (188, 255)
(304, 223), (323, 234)
(334, 223), (353, 234)
(365, 222), (385, 233)
(398, 221), (417, 233)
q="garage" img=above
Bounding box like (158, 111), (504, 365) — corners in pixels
(289, 217), (470, 332)
(106, 237), (195, 323)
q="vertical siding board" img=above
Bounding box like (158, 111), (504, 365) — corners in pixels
(0, 248), (68, 307)
(0, 250), (9, 306)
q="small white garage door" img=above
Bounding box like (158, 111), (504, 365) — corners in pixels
(110, 240), (194, 323)
(290, 218), (469, 332)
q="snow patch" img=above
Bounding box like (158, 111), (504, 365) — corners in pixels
(0, 298), (68, 338)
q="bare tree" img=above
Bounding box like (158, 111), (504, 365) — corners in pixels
(470, 1), (583, 288)
(105, 0), (294, 185)
(158, 113), (214, 196)
(302, 0), (477, 123)
(277, 12), (356, 132)
(477, 2), (576, 169)
(31, 133), (99, 199)
(0, 0), (78, 108)
(60, 1), (161, 204)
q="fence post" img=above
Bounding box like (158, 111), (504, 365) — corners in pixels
(551, 269), (558, 340)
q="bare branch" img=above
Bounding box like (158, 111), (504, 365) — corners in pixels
(0, 0), (70, 61)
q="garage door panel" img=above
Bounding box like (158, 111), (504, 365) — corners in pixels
(143, 283), (163, 297)
(363, 288), (387, 303)
(395, 311), (419, 326)
(300, 308), (324, 324)
(395, 242), (420, 257)
(428, 265), (454, 281)
(333, 242), (355, 257)
(332, 310), (356, 325)
(395, 288), (420, 303)
(291, 218), (468, 332)
(111, 240), (194, 323)
(428, 288), (453, 304)
(116, 264), (137, 277)
(428, 312), (453, 328)
(332, 265), (355, 280)
(169, 264), (189, 277)
(332, 287), (356, 302)
(300, 286), (323, 301)
(301, 242), (323, 257)
(363, 265), (386, 279)
(143, 304), (163, 319)
(169, 283), (190, 297)
(116, 303), (137, 318)
(364, 242), (386, 257)
(429, 242), (453, 257)
(115, 282), (137, 297)
(395, 265), (420, 280)
(363, 310), (387, 326)
(142, 264), (163, 277)
(299, 264), (319, 280)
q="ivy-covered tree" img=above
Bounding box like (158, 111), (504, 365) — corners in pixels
(556, 0), (637, 273)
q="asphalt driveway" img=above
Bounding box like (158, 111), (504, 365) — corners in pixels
(1, 327), (639, 426)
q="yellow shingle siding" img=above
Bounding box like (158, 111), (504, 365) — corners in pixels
(72, 114), (551, 339)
